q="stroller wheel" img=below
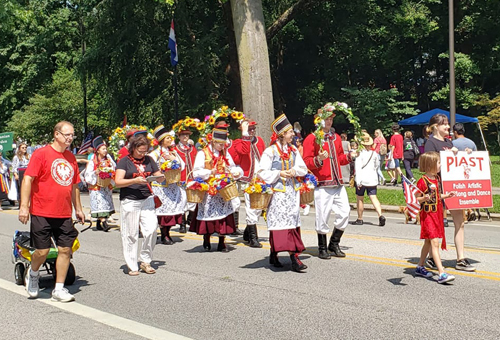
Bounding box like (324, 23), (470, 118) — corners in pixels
(14, 263), (25, 285)
(65, 263), (76, 285)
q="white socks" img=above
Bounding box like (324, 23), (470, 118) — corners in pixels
(55, 283), (64, 291)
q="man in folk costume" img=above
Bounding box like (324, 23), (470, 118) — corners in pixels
(174, 120), (198, 233)
(149, 125), (185, 245)
(228, 119), (266, 247)
(190, 127), (243, 251)
(302, 104), (355, 259)
(84, 136), (116, 232)
(257, 114), (309, 272)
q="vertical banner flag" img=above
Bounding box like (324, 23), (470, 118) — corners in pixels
(402, 175), (420, 220)
(168, 20), (178, 66)
(440, 151), (493, 209)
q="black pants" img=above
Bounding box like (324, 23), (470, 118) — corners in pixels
(403, 159), (414, 180)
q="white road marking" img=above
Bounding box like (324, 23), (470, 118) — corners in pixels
(0, 278), (191, 340)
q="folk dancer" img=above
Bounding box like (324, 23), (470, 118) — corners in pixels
(190, 127), (243, 251)
(302, 105), (355, 259)
(174, 122), (198, 233)
(229, 119), (266, 247)
(84, 136), (116, 231)
(149, 125), (186, 245)
(257, 114), (308, 272)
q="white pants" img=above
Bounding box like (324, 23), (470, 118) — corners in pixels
(244, 192), (262, 225)
(120, 197), (158, 271)
(314, 186), (350, 234)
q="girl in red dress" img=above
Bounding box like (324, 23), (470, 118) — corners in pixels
(414, 151), (457, 284)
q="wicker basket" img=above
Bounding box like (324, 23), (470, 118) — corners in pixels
(96, 177), (111, 188)
(164, 169), (181, 185)
(186, 189), (205, 203)
(249, 193), (272, 210)
(300, 190), (314, 205)
(219, 182), (239, 201)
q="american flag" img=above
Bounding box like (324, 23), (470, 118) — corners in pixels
(77, 132), (93, 155)
(402, 175), (420, 220)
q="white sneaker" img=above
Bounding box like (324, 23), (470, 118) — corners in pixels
(26, 269), (40, 299)
(303, 205), (310, 216)
(51, 288), (75, 302)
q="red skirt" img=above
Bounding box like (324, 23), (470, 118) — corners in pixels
(189, 207), (235, 235)
(158, 214), (182, 227)
(269, 227), (305, 253)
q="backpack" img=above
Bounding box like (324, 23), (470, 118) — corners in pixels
(379, 143), (387, 156)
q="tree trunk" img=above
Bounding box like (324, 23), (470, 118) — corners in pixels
(230, 0), (274, 144)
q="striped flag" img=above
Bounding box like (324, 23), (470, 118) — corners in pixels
(77, 132), (94, 155)
(168, 19), (178, 66)
(402, 175), (420, 219)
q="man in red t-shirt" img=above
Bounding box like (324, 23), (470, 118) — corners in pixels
(389, 123), (404, 185)
(19, 121), (85, 302)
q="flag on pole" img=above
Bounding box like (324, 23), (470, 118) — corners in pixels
(121, 115), (127, 128)
(168, 19), (178, 66)
(402, 175), (420, 220)
(77, 132), (94, 155)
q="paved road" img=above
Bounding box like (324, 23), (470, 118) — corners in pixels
(1, 194), (499, 339)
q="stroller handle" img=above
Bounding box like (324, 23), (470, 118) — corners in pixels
(74, 219), (93, 233)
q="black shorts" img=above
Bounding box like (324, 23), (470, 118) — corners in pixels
(356, 186), (377, 197)
(30, 215), (78, 249)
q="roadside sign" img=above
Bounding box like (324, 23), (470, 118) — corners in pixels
(0, 132), (14, 152)
(440, 151), (493, 210)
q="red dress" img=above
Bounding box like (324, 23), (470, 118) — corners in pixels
(417, 175), (446, 250)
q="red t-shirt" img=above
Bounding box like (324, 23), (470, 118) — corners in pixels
(389, 134), (404, 159)
(25, 145), (80, 218)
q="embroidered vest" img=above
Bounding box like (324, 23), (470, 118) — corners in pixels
(269, 145), (301, 192)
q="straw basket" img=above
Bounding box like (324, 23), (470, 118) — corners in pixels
(187, 189), (205, 203)
(300, 190), (314, 205)
(164, 169), (181, 185)
(219, 182), (239, 201)
(96, 172), (112, 188)
(249, 193), (272, 210)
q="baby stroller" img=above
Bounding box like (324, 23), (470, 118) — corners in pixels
(11, 220), (92, 286)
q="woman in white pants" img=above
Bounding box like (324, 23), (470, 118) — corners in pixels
(115, 133), (162, 276)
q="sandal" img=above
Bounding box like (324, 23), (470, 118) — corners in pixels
(140, 263), (156, 274)
(128, 270), (140, 276)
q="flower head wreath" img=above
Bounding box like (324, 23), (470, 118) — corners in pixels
(197, 105), (246, 148)
(313, 102), (363, 150)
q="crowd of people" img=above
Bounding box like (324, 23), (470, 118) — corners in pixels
(10, 106), (484, 302)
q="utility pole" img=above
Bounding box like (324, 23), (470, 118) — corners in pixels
(449, 0), (456, 131)
(81, 16), (88, 136)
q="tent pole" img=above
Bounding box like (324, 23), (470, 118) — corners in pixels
(477, 122), (491, 166)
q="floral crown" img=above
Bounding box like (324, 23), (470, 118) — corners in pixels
(197, 106), (246, 148)
(172, 116), (201, 135)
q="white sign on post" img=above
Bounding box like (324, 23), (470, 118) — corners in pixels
(440, 151), (493, 210)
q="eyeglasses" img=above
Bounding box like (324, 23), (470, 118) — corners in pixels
(57, 131), (76, 139)
(136, 149), (148, 154)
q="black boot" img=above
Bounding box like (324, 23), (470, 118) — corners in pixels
(102, 220), (110, 232)
(243, 226), (249, 242)
(231, 210), (244, 236)
(161, 227), (173, 245)
(290, 253), (307, 272)
(248, 225), (262, 248)
(317, 234), (331, 260)
(96, 220), (103, 231)
(186, 211), (194, 226)
(203, 234), (211, 251)
(179, 213), (187, 234)
(269, 251), (283, 268)
(328, 229), (346, 257)
(217, 236), (228, 252)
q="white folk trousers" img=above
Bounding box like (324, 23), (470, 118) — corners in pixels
(244, 192), (262, 225)
(314, 186), (350, 234)
(120, 197), (157, 271)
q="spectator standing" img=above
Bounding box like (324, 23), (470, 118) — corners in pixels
(373, 129), (387, 185)
(12, 142), (30, 206)
(389, 123), (404, 185)
(114, 133), (163, 276)
(452, 123), (477, 151)
(402, 131), (418, 182)
(352, 133), (386, 226)
(0, 149), (10, 210)
(19, 121), (85, 302)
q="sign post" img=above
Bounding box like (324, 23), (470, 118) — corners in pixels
(0, 132), (14, 152)
(440, 151), (493, 210)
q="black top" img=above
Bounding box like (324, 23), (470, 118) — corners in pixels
(403, 138), (416, 159)
(424, 136), (453, 153)
(117, 156), (160, 201)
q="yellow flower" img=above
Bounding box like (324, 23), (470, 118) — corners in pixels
(221, 105), (229, 111)
(220, 112), (228, 118)
(314, 117), (322, 125)
(231, 111), (238, 119)
(236, 112), (244, 120)
(185, 118), (194, 126)
(197, 122), (205, 131)
(209, 116), (216, 125)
